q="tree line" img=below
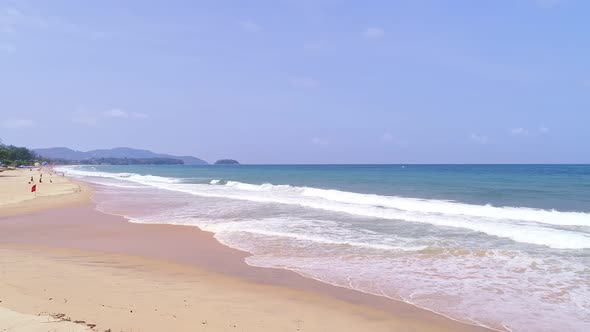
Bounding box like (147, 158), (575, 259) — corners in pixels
(0, 139), (43, 167)
(1, 139), (185, 167)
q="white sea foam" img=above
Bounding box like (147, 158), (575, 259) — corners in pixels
(57, 166), (590, 250)
(57, 166), (181, 184)
(195, 219), (429, 252)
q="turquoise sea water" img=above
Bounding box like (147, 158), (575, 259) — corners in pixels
(60, 164), (590, 332)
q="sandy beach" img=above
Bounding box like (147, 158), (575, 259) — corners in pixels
(0, 168), (91, 218)
(0, 170), (492, 332)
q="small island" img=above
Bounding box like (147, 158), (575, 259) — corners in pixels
(214, 159), (240, 165)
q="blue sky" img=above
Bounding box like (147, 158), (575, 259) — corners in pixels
(1, 0), (589, 163)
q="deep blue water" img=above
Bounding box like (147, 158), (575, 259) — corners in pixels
(77, 164), (590, 211)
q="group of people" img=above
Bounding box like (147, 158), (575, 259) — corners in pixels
(27, 168), (53, 185)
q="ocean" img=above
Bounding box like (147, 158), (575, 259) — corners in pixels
(58, 164), (590, 332)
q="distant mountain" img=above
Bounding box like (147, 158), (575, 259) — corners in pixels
(34, 147), (208, 165)
(34, 147), (88, 160)
(214, 159), (240, 165)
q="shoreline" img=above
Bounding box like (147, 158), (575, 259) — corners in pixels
(0, 173), (493, 331)
(120, 214), (501, 332)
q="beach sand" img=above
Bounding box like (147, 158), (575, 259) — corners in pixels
(0, 168), (91, 217)
(0, 171), (492, 332)
(0, 306), (90, 332)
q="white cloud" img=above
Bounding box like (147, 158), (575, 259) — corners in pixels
(509, 126), (549, 137)
(0, 43), (15, 53)
(310, 137), (329, 146)
(0, 6), (48, 34)
(363, 27), (384, 39)
(1, 5), (101, 40)
(0, 7), (23, 33)
(103, 108), (127, 118)
(72, 109), (147, 126)
(239, 20), (262, 32)
(303, 42), (325, 51)
(470, 133), (490, 144)
(102, 109), (147, 119)
(291, 77), (319, 88)
(0, 118), (34, 129)
(510, 127), (529, 136)
(381, 132), (394, 142)
(131, 111), (148, 119)
(90, 31), (106, 40)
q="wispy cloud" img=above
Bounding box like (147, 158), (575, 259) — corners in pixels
(102, 109), (147, 119)
(381, 132), (394, 142)
(0, 43), (15, 53)
(0, 6), (48, 33)
(73, 109), (147, 126)
(0, 7), (25, 33)
(0, 118), (34, 129)
(290, 76), (319, 88)
(103, 109), (127, 118)
(510, 127), (529, 136)
(470, 133), (491, 144)
(303, 42), (325, 51)
(363, 27), (384, 39)
(239, 20), (262, 33)
(310, 137), (329, 146)
(1, 5), (101, 40)
(510, 126), (549, 136)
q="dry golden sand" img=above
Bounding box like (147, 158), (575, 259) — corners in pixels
(0, 168), (92, 218)
(0, 170), (492, 332)
(0, 306), (90, 332)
